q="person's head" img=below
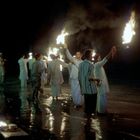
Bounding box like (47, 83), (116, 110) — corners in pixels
(83, 49), (93, 61)
(94, 53), (101, 62)
(34, 53), (42, 60)
(50, 54), (57, 60)
(75, 51), (82, 60)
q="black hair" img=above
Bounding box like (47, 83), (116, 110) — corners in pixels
(83, 49), (92, 59)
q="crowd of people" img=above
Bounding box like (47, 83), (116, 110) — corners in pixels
(1, 44), (117, 118)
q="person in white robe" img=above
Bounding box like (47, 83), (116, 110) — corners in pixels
(94, 46), (116, 114)
(18, 54), (29, 88)
(28, 56), (35, 82)
(47, 54), (68, 100)
(40, 56), (48, 89)
(64, 44), (84, 108)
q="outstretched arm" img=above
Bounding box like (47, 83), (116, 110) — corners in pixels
(58, 59), (68, 68)
(97, 46), (117, 67)
(106, 46), (117, 60)
(63, 44), (76, 64)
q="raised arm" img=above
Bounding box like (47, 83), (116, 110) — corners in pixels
(63, 44), (76, 64)
(106, 46), (117, 59)
(57, 59), (68, 68)
(96, 46), (117, 67)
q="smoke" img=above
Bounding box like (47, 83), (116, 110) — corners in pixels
(63, 1), (125, 35)
(64, 5), (89, 35)
(33, 0), (139, 54)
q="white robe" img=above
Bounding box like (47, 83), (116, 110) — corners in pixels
(94, 57), (109, 113)
(28, 58), (36, 72)
(65, 49), (84, 106)
(47, 59), (68, 97)
(18, 57), (29, 88)
(40, 60), (47, 88)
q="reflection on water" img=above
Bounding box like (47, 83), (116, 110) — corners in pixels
(19, 88), (43, 129)
(29, 103), (42, 129)
(44, 99), (64, 137)
(19, 88), (31, 118)
(0, 85), (103, 139)
(0, 82), (140, 139)
(90, 118), (102, 140)
(41, 96), (103, 140)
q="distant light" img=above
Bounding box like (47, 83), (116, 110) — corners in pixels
(0, 121), (7, 127)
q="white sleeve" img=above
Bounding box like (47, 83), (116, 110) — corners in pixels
(65, 48), (76, 64)
(58, 59), (68, 68)
(96, 57), (108, 67)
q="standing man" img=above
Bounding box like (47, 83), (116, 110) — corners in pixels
(31, 53), (47, 102)
(78, 49), (99, 117)
(18, 53), (29, 88)
(94, 46), (116, 114)
(28, 53), (36, 82)
(47, 54), (68, 100)
(64, 44), (84, 108)
(40, 56), (48, 89)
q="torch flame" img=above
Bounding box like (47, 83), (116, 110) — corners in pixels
(47, 47), (64, 71)
(92, 50), (96, 61)
(122, 11), (136, 44)
(0, 121), (7, 127)
(47, 47), (59, 61)
(56, 30), (69, 44)
(29, 52), (33, 59)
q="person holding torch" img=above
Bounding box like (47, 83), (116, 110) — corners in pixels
(94, 46), (117, 115)
(47, 53), (68, 100)
(47, 30), (69, 100)
(63, 44), (84, 108)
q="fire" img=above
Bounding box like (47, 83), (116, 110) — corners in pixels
(47, 47), (64, 71)
(29, 52), (33, 59)
(92, 50), (96, 61)
(0, 121), (7, 127)
(122, 11), (136, 44)
(47, 47), (59, 61)
(92, 50), (96, 57)
(56, 30), (69, 44)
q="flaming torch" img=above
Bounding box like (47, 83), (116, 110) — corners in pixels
(47, 47), (59, 61)
(55, 30), (69, 71)
(122, 11), (136, 48)
(28, 52), (33, 59)
(56, 30), (69, 45)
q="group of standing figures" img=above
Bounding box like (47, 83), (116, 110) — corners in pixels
(18, 44), (117, 117)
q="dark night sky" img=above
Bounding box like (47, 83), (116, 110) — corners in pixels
(1, 0), (140, 80)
